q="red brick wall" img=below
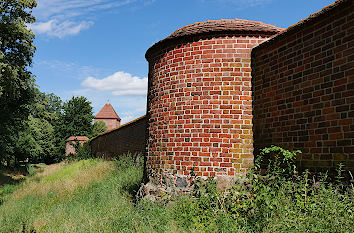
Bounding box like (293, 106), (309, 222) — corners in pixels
(252, 0), (353, 170)
(65, 138), (89, 155)
(90, 116), (147, 159)
(146, 33), (274, 178)
(94, 118), (120, 131)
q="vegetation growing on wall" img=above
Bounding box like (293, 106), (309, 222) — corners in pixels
(174, 147), (353, 232)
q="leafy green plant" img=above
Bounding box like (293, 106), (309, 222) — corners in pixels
(75, 142), (92, 160)
(26, 164), (36, 176)
(255, 145), (301, 178)
(67, 140), (92, 161)
(172, 146), (353, 232)
(91, 121), (108, 138)
(335, 163), (345, 184)
(0, 0), (37, 165)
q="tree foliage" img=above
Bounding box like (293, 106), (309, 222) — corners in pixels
(30, 88), (62, 123)
(12, 89), (61, 164)
(55, 96), (94, 155)
(91, 121), (108, 138)
(14, 116), (56, 164)
(0, 1), (99, 165)
(58, 96), (94, 138)
(10, 92), (98, 164)
(0, 0), (37, 164)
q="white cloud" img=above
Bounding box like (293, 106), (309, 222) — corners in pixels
(31, 20), (93, 38)
(32, 0), (154, 38)
(120, 107), (146, 123)
(34, 59), (100, 80)
(201, 0), (272, 8)
(34, 0), (136, 20)
(81, 71), (148, 96)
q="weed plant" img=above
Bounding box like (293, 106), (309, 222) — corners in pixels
(0, 149), (353, 232)
(172, 146), (353, 232)
(67, 140), (93, 162)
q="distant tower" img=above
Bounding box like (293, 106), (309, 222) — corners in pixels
(94, 103), (121, 131)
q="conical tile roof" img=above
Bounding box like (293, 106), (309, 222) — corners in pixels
(95, 103), (121, 120)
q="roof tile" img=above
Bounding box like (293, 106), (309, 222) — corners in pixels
(146, 18), (284, 59)
(95, 103), (121, 120)
(168, 19), (284, 39)
(66, 136), (89, 142)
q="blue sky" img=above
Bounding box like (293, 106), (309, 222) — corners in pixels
(30, 0), (334, 123)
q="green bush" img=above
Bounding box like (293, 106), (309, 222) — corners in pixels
(255, 145), (301, 177)
(75, 142), (92, 160)
(172, 146), (353, 232)
(67, 140), (93, 161)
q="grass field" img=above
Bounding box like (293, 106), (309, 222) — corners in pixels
(0, 157), (353, 232)
(0, 158), (176, 232)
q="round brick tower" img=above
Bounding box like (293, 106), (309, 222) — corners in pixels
(144, 19), (283, 192)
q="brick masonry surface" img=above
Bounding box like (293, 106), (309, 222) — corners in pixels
(90, 116), (147, 159)
(65, 137), (89, 155)
(252, 0), (353, 170)
(94, 118), (120, 131)
(146, 33), (276, 178)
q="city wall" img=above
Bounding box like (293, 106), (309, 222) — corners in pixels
(252, 0), (353, 170)
(91, 0), (353, 183)
(90, 115), (147, 159)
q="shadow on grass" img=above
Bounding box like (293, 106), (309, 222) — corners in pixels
(112, 154), (144, 204)
(0, 171), (25, 187)
(0, 168), (27, 206)
(123, 181), (141, 204)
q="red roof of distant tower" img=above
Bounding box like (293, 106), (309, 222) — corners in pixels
(95, 103), (121, 120)
(66, 136), (89, 142)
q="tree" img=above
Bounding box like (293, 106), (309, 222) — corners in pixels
(14, 116), (56, 164)
(56, 96), (94, 154)
(0, 0), (37, 164)
(91, 121), (108, 138)
(13, 90), (62, 164)
(35, 91), (63, 162)
(30, 88), (62, 123)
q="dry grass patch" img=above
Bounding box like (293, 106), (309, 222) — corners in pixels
(32, 218), (46, 231)
(12, 160), (114, 199)
(34, 162), (64, 179)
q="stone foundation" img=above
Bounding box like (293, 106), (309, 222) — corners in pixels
(139, 170), (237, 201)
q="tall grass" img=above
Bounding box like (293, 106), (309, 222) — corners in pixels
(0, 152), (353, 232)
(0, 157), (176, 232)
(171, 146), (354, 232)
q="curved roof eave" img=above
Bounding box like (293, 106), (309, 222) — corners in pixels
(145, 18), (284, 60)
